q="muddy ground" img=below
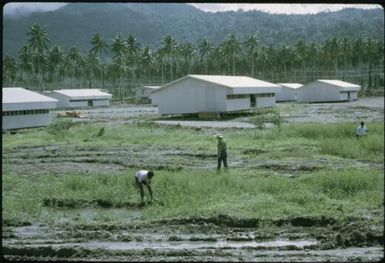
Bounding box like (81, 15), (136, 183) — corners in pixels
(2, 97), (384, 261)
(3, 212), (384, 261)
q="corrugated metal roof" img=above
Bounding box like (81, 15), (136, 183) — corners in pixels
(317, 79), (361, 88)
(3, 87), (58, 104)
(52, 89), (112, 99)
(189, 75), (281, 88)
(152, 74), (280, 94)
(277, 83), (303, 89)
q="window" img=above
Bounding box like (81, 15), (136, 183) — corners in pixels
(255, 93), (274, 98)
(2, 109), (49, 116)
(227, 94), (249, 100)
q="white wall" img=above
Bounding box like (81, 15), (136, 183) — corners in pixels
(297, 82), (340, 102)
(46, 92), (70, 108)
(68, 100), (88, 108)
(256, 96), (276, 108)
(92, 100), (110, 107)
(276, 87), (297, 101)
(153, 78), (227, 115)
(3, 113), (52, 130)
(226, 97), (250, 111)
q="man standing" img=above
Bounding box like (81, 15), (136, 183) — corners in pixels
(216, 134), (228, 173)
(135, 170), (154, 204)
(356, 121), (368, 139)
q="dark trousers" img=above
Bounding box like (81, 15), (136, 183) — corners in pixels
(217, 151), (228, 171)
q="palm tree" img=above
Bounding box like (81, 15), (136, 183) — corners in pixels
(90, 33), (108, 89)
(198, 39), (212, 74)
(18, 45), (33, 83)
(3, 56), (17, 86)
(244, 34), (259, 77)
(111, 34), (128, 98)
(126, 33), (140, 81)
(295, 39), (307, 80)
(84, 51), (99, 88)
(307, 42), (319, 81)
(48, 46), (65, 82)
(65, 47), (83, 88)
(161, 35), (178, 81)
(179, 42), (195, 75)
(221, 34), (240, 75)
(139, 46), (153, 82)
(27, 24), (50, 89)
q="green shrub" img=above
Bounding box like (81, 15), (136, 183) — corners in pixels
(47, 119), (74, 136)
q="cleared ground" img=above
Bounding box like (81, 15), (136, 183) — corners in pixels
(2, 97), (384, 261)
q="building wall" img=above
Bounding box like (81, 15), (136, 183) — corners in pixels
(225, 94), (250, 111)
(68, 100), (88, 108)
(276, 87), (297, 101)
(47, 92), (111, 108)
(152, 78), (227, 115)
(350, 91), (358, 100)
(256, 95), (276, 108)
(46, 92), (70, 108)
(92, 99), (110, 107)
(3, 112), (52, 130)
(339, 91), (358, 101)
(297, 82), (340, 102)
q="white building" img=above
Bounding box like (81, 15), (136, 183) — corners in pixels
(2, 87), (58, 131)
(151, 75), (281, 115)
(136, 86), (160, 103)
(276, 83), (303, 102)
(297, 79), (360, 103)
(45, 89), (112, 109)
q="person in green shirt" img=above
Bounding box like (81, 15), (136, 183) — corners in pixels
(216, 134), (228, 173)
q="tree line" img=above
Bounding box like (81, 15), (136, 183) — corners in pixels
(3, 24), (384, 100)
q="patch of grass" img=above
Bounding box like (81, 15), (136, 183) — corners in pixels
(2, 120), (383, 226)
(5, 166), (382, 224)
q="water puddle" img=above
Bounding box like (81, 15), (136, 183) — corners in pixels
(13, 238), (318, 250)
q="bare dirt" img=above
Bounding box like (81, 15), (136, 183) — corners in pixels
(53, 97), (384, 128)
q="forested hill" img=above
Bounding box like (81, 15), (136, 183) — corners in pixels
(3, 3), (384, 56)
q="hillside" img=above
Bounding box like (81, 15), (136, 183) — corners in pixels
(3, 3), (384, 56)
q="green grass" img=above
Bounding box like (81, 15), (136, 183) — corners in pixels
(3, 168), (383, 224)
(2, 121), (384, 225)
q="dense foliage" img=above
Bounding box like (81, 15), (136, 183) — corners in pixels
(3, 4), (384, 100)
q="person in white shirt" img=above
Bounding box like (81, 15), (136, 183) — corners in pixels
(135, 170), (155, 204)
(356, 122), (368, 139)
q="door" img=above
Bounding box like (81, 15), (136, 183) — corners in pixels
(88, 100), (93, 107)
(250, 94), (256, 107)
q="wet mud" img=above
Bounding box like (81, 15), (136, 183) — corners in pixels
(3, 213), (383, 261)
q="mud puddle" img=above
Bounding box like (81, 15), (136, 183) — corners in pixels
(3, 215), (384, 262)
(6, 238), (318, 250)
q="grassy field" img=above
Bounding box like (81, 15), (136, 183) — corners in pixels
(3, 120), (384, 226)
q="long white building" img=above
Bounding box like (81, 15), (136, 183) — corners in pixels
(297, 79), (360, 103)
(45, 89), (112, 108)
(2, 87), (58, 131)
(151, 75), (281, 115)
(276, 83), (303, 102)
